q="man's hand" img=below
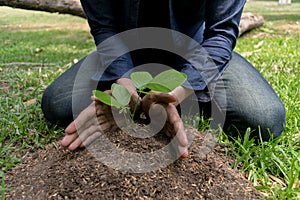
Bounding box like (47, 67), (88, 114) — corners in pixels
(61, 78), (141, 151)
(142, 92), (189, 158)
(61, 91), (121, 151)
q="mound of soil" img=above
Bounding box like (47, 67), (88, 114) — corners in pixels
(5, 127), (262, 199)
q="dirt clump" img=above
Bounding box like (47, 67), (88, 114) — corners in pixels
(5, 127), (262, 199)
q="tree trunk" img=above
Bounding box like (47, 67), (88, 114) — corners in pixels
(0, 0), (264, 36)
(0, 0), (85, 18)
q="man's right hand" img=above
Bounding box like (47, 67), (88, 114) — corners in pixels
(61, 78), (141, 151)
(61, 91), (123, 151)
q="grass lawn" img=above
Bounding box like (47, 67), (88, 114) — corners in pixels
(0, 1), (299, 199)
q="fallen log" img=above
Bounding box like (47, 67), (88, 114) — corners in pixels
(239, 12), (264, 36)
(0, 0), (85, 18)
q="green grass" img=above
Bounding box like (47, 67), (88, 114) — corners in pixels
(0, 1), (300, 199)
(244, 0), (300, 27)
(0, 29), (93, 63)
(0, 6), (94, 195)
(227, 1), (300, 199)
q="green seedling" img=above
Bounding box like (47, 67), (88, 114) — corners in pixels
(93, 69), (187, 117)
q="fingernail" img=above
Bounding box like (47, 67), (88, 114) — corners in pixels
(60, 139), (66, 147)
(178, 147), (188, 159)
(180, 152), (188, 159)
(182, 153), (188, 158)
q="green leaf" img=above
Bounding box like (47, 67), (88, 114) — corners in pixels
(111, 83), (131, 106)
(93, 90), (122, 108)
(146, 69), (187, 92)
(130, 71), (153, 89)
(145, 83), (172, 93)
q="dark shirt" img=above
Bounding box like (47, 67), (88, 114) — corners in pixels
(133, 0), (173, 71)
(80, 0), (246, 101)
(138, 0), (169, 28)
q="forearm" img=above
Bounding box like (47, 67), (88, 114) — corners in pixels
(203, 0), (246, 63)
(178, 0), (245, 100)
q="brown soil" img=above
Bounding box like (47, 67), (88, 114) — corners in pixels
(5, 127), (262, 200)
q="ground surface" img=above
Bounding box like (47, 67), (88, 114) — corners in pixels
(5, 127), (262, 199)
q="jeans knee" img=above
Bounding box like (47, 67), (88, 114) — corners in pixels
(250, 101), (286, 141)
(41, 86), (73, 127)
(264, 102), (286, 139)
(225, 100), (286, 141)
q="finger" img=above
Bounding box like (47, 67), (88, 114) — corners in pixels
(68, 137), (83, 151)
(61, 133), (79, 147)
(142, 92), (177, 115)
(100, 121), (114, 133)
(151, 92), (177, 104)
(96, 104), (112, 116)
(116, 78), (137, 96)
(97, 111), (122, 128)
(91, 90), (112, 102)
(97, 114), (109, 125)
(178, 145), (188, 158)
(104, 90), (112, 95)
(167, 104), (188, 147)
(74, 102), (110, 133)
(80, 131), (102, 147)
(79, 122), (120, 148)
(175, 119), (188, 147)
(68, 122), (102, 150)
(148, 104), (167, 129)
(71, 122), (113, 150)
(65, 120), (77, 135)
(65, 104), (97, 134)
(77, 123), (101, 142)
(91, 95), (100, 102)
(149, 104), (167, 119)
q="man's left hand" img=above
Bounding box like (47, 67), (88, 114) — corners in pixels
(142, 92), (189, 158)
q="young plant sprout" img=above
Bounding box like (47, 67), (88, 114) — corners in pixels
(93, 69), (187, 118)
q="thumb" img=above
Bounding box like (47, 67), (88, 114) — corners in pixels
(152, 92), (177, 104)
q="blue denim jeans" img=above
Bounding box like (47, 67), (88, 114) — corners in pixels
(42, 52), (286, 141)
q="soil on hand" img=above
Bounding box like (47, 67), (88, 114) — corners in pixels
(5, 127), (262, 199)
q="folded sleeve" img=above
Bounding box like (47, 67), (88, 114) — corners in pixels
(179, 0), (246, 100)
